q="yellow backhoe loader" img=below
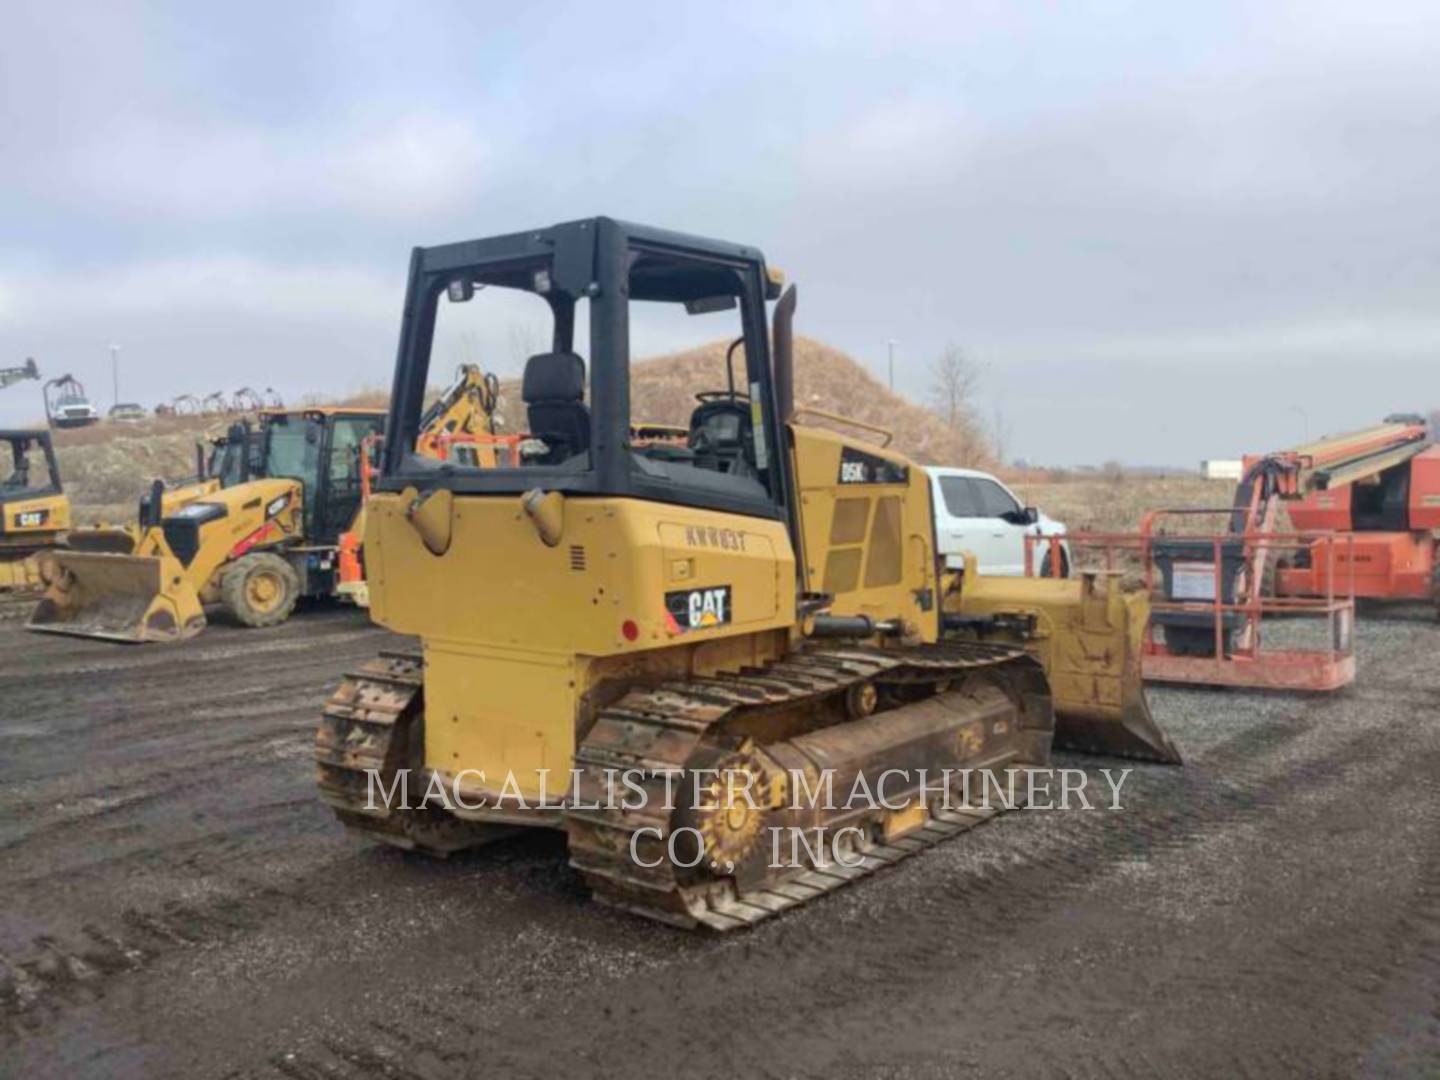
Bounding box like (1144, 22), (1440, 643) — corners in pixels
(62, 421), (266, 559)
(314, 218), (1179, 931)
(30, 407), (384, 641)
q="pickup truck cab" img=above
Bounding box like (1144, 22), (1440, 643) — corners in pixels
(926, 466), (1070, 576)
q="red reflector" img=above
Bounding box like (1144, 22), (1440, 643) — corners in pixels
(621, 620), (639, 641)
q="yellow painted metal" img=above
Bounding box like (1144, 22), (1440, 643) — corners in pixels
(790, 425), (938, 641)
(159, 476), (222, 515)
(28, 548), (206, 642)
(0, 491), (71, 598)
(365, 490), (795, 800)
(0, 490), (70, 538)
(882, 801), (928, 841)
(0, 551), (43, 591)
(947, 566), (1180, 763)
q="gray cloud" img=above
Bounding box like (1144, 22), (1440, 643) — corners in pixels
(2, 1), (1437, 462)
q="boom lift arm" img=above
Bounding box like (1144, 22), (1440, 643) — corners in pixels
(1232, 418), (1430, 535)
(1232, 418), (1431, 599)
(0, 358), (40, 391)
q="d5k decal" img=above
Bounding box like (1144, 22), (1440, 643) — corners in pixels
(837, 445), (909, 485)
(665, 585), (733, 633)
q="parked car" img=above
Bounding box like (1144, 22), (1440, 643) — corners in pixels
(108, 403), (147, 422)
(926, 466), (1070, 577)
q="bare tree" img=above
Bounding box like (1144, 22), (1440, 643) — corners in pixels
(928, 343), (979, 432)
(927, 343), (991, 464)
(990, 402), (1013, 467)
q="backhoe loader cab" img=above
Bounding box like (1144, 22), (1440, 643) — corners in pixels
(204, 423), (260, 488)
(257, 409), (383, 548)
(318, 218), (1175, 930)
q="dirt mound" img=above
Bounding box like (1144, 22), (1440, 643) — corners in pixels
(51, 417), (231, 523)
(624, 337), (992, 467)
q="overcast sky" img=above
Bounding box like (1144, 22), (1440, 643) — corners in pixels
(2, 1), (1437, 464)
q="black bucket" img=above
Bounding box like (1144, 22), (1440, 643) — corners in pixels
(1152, 539), (1246, 657)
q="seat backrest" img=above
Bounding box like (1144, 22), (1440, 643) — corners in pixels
(688, 400), (752, 474)
(523, 352), (590, 459)
(688, 401), (750, 449)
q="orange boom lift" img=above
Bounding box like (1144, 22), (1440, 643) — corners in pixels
(1265, 415), (1438, 608)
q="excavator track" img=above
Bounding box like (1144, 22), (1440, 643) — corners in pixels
(564, 641), (1054, 930)
(315, 650), (513, 855)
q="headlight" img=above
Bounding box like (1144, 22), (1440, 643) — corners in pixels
(168, 502), (227, 524)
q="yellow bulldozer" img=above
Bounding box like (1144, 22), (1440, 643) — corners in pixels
(0, 429), (72, 601)
(30, 407), (385, 641)
(314, 218), (1178, 930)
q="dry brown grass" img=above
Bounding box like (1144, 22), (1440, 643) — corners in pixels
(1008, 473), (1235, 533)
(301, 388), (391, 409)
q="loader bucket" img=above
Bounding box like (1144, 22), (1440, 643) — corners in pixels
(947, 571), (1182, 765)
(28, 550), (206, 643)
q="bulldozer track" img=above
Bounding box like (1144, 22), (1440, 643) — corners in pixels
(316, 641), (1052, 930)
(314, 650), (423, 827)
(565, 641), (1050, 930)
(315, 650), (516, 855)
(567, 640), (1052, 930)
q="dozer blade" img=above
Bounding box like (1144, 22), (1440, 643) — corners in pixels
(27, 550), (206, 643)
(948, 572), (1182, 765)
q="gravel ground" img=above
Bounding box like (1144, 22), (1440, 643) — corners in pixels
(1, 603), (1437, 1078)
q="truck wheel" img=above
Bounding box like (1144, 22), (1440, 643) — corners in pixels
(221, 552), (300, 628)
(1039, 548), (1070, 579)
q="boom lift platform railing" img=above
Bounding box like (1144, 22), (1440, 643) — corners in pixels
(1027, 513), (1356, 692)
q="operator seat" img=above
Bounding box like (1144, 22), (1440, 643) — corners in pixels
(688, 398), (754, 476)
(523, 352), (590, 463)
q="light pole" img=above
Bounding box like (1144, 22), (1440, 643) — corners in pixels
(110, 344), (121, 409)
(1290, 404), (1309, 442)
(887, 339), (896, 391)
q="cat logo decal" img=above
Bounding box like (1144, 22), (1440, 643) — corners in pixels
(664, 585), (733, 634)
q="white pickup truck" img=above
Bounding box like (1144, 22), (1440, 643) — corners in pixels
(926, 466), (1070, 577)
